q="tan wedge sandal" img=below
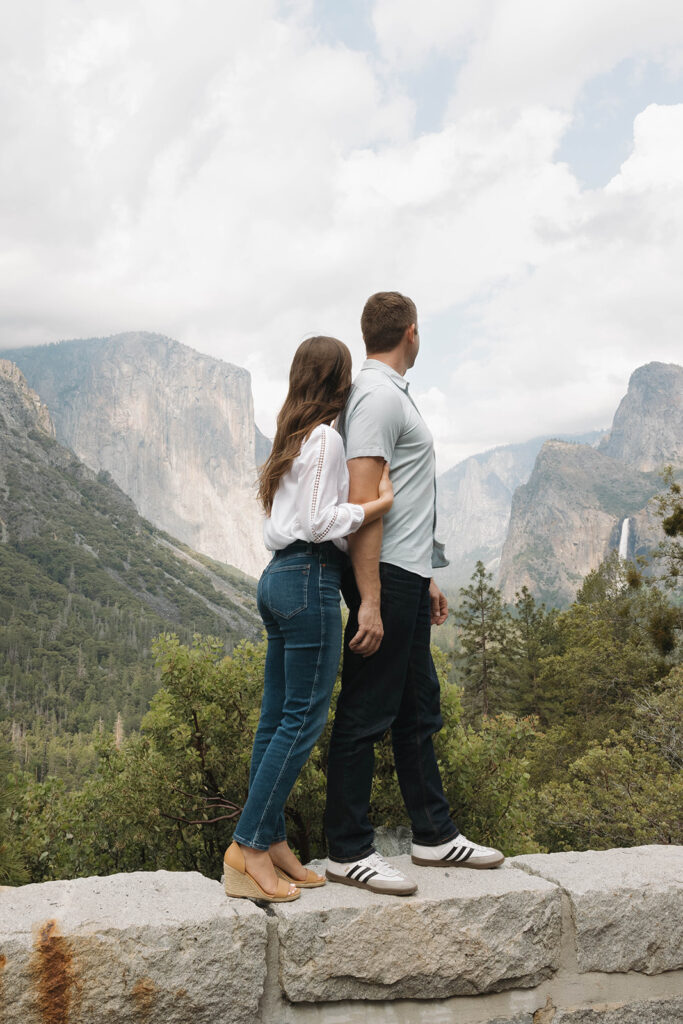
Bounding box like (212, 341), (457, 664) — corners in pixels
(223, 842), (301, 903)
(275, 866), (326, 888)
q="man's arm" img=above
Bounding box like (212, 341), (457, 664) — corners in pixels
(346, 456), (386, 657)
(429, 579), (448, 625)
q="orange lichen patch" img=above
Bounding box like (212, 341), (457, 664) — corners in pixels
(31, 920), (75, 1024)
(132, 976), (157, 1021)
(533, 996), (557, 1024)
(0, 952), (5, 1012)
(175, 987), (188, 998)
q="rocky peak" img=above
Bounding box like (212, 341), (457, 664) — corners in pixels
(498, 438), (664, 605)
(0, 334), (268, 577)
(598, 361), (683, 471)
(0, 360), (55, 438)
(434, 431), (605, 594)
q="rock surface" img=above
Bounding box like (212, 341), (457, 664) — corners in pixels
(272, 857), (561, 1002)
(497, 362), (682, 605)
(0, 359), (55, 438)
(497, 440), (663, 604)
(552, 997), (683, 1023)
(434, 432), (604, 595)
(2, 849), (683, 1023)
(0, 361), (260, 640)
(599, 361), (683, 471)
(1, 333), (269, 578)
(510, 846), (683, 975)
(0, 870), (267, 1024)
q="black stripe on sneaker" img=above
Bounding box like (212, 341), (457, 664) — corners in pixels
(453, 847), (470, 862)
(355, 867), (373, 883)
(445, 846), (461, 860)
(459, 848), (474, 863)
(347, 865), (363, 879)
(364, 870), (378, 881)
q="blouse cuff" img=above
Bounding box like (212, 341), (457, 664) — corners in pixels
(348, 503), (365, 533)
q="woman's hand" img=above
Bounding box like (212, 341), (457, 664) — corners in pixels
(378, 462), (393, 510)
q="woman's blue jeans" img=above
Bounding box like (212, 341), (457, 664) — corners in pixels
(233, 541), (345, 851)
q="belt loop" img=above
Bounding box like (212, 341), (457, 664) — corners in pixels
(306, 542), (313, 555)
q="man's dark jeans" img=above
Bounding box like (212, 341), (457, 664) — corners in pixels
(324, 561), (458, 861)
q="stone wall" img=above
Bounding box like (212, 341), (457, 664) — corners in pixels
(1, 846), (681, 1023)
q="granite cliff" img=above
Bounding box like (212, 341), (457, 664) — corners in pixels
(498, 362), (682, 605)
(1, 333), (268, 578)
(0, 359), (260, 732)
(598, 361), (683, 470)
(434, 432), (604, 594)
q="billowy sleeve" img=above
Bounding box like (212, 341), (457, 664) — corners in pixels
(295, 426), (365, 543)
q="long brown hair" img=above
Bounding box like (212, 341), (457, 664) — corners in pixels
(258, 336), (352, 513)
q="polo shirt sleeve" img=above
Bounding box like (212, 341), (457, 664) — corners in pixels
(343, 385), (405, 463)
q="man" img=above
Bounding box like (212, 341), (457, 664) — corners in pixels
(324, 291), (504, 896)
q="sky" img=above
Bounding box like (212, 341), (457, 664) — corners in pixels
(1, 1), (682, 471)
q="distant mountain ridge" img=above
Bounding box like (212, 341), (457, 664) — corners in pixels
(498, 362), (682, 605)
(1, 333), (268, 578)
(0, 360), (260, 733)
(4, 333), (678, 610)
(434, 430), (605, 594)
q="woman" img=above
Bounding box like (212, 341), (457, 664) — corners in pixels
(223, 336), (393, 902)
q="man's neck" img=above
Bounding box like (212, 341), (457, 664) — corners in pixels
(366, 349), (408, 376)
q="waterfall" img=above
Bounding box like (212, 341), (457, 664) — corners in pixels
(618, 517), (631, 560)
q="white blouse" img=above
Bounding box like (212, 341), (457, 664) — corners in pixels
(263, 424), (365, 553)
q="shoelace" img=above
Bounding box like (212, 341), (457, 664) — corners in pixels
(459, 836), (492, 854)
(364, 852), (404, 878)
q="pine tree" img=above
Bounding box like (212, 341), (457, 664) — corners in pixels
(455, 561), (511, 718)
(507, 587), (558, 718)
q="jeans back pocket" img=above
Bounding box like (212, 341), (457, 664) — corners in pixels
(266, 562), (310, 619)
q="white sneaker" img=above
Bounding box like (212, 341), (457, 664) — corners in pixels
(326, 851), (417, 895)
(411, 834), (504, 869)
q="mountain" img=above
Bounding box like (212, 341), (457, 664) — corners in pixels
(434, 431), (605, 594)
(497, 363), (682, 606)
(0, 333), (268, 578)
(598, 362), (683, 470)
(0, 359), (260, 737)
(497, 441), (662, 606)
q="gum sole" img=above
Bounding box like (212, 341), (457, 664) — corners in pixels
(223, 862), (300, 902)
(411, 855), (505, 869)
(326, 870), (417, 896)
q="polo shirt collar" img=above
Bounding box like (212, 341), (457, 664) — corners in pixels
(361, 358), (409, 391)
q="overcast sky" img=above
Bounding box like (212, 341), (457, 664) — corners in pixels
(1, 1), (682, 470)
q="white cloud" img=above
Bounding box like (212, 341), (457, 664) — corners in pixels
(606, 102), (683, 191)
(442, 102), (683, 458)
(451, 0), (683, 113)
(372, 0), (488, 69)
(1, 1), (682, 466)
(373, 0), (683, 113)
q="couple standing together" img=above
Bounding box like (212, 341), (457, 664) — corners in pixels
(223, 291), (503, 903)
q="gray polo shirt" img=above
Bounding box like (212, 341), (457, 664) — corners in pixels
(338, 359), (438, 579)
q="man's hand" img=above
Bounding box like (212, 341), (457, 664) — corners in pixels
(348, 599), (383, 657)
(429, 579), (448, 625)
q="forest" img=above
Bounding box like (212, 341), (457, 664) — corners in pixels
(0, 470), (681, 885)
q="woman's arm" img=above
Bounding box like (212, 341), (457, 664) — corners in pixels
(294, 427), (391, 543)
